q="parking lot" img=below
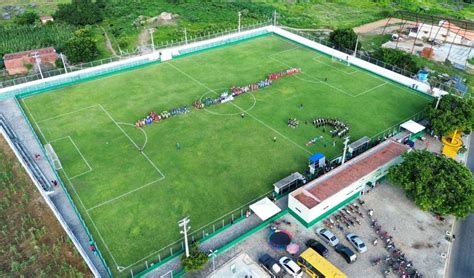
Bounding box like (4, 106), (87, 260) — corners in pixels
(189, 181), (453, 278)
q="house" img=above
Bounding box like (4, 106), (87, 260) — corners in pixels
(40, 15), (54, 24)
(3, 47), (58, 75)
(288, 140), (409, 227)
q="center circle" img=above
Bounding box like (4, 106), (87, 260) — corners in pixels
(199, 88), (257, 116)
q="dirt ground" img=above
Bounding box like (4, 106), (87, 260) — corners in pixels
(191, 182), (452, 278)
(0, 136), (91, 277)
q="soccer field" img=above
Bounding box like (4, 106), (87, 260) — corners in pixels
(20, 34), (431, 273)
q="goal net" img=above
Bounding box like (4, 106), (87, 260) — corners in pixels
(44, 144), (62, 170)
(332, 55), (350, 66)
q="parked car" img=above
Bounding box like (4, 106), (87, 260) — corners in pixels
(346, 233), (367, 253)
(305, 239), (329, 257)
(259, 254), (281, 275)
(335, 244), (357, 263)
(316, 227), (340, 247)
(279, 256), (303, 278)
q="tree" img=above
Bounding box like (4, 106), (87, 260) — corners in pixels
(15, 11), (39, 25)
(389, 150), (474, 218)
(180, 244), (209, 273)
(54, 0), (103, 26)
(329, 28), (359, 51)
(425, 94), (474, 136)
(372, 48), (418, 73)
(64, 29), (98, 64)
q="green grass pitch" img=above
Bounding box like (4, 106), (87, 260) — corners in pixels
(20, 34), (431, 273)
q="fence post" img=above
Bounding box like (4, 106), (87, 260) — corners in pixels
(170, 247), (173, 256)
(213, 224), (215, 233)
(158, 254), (161, 262)
(222, 219), (224, 228)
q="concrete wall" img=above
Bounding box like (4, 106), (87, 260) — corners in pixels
(268, 26), (433, 95)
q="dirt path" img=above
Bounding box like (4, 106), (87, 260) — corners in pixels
(353, 17), (418, 34)
(101, 27), (117, 56)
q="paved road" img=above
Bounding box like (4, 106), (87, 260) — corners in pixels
(447, 133), (474, 278)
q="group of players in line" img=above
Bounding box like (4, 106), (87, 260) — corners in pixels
(313, 117), (350, 138)
(135, 68), (301, 127)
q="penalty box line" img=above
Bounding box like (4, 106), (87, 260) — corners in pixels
(166, 62), (312, 155)
(48, 136), (93, 180)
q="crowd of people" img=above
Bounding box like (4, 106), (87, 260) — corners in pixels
(312, 117), (350, 138)
(135, 106), (190, 127)
(288, 118), (299, 128)
(136, 68), (301, 127)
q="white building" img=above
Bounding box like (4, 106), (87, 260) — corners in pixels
(288, 140), (409, 227)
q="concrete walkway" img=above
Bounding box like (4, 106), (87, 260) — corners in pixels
(0, 98), (108, 277)
(142, 196), (288, 278)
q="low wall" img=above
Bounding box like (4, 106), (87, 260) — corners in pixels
(269, 26), (433, 95)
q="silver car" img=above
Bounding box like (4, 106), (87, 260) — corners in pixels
(346, 233), (367, 253)
(316, 227), (340, 247)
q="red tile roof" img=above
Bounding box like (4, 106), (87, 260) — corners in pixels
(3, 47), (56, 61)
(293, 140), (408, 209)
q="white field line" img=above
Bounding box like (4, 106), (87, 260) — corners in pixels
(354, 82), (388, 97)
(21, 99), (48, 142)
(98, 104), (165, 178)
(61, 169), (121, 268)
(268, 45), (301, 57)
(312, 57), (358, 74)
(268, 55), (356, 98)
(36, 104), (99, 123)
(48, 136), (93, 180)
(166, 62), (312, 155)
(118, 122), (148, 149)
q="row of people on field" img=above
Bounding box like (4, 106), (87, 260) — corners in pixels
(312, 117), (350, 138)
(135, 106), (189, 127)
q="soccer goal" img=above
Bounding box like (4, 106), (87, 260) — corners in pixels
(332, 55), (350, 66)
(44, 143), (62, 170)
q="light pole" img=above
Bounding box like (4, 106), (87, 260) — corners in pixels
(435, 94), (442, 110)
(184, 27), (188, 44)
(238, 11), (241, 32)
(148, 28), (155, 52)
(208, 249), (218, 273)
(341, 136), (351, 165)
(178, 217), (191, 257)
(32, 52), (44, 79)
(60, 53), (67, 73)
(353, 35), (359, 57)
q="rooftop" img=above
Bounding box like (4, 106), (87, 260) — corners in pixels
(4, 47), (56, 61)
(293, 140), (409, 209)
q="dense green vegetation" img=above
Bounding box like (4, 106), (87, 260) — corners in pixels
(22, 35), (430, 275)
(329, 28), (359, 50)
(14, 11), (39, 25)
(0, 137), (91, 276)
(373, 48), (419, 73)
(54, 0), (104, 26)
(425, 94), (474, 136)
(0, 24), (75, 55)
(389, 150), (474, 218)
(181, 244), (208, 273)
(64, 28), (99, 63)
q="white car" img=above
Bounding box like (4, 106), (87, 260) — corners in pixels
(346, 233), (367, 253)
(279, 256), (303, 278)
(316, 227), (340, 247)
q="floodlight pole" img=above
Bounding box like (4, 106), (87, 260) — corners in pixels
(273, 10), (277, 26)
(184, 27), (188, 44)
(341, 136), (350, 165)
(353, 35), (359, 57)
(178, 217), (191, 257)
(148, 28), (155, 52)
(435, 95), (442, 110)
(208, 249), (218, 273)
(60, 53), (67, 73)
(238, 12), (241, 32)
(32, 52), (44, 79)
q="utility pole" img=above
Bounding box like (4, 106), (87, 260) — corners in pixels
(208, 249), (218, 273)
(353, 35), (359, 57)
(32, 52), (44, 79)
(341, 136), (351, 165)
(238, 11), (241, 32)
(273, 10), (277, 26)
(435, 95), (442, 110)
(178, 217), (191, 257)
(148, 28), (155, 52)
(60, 53), (67, 73)
(184, 27), (188, 44)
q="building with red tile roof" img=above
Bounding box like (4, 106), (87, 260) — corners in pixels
(3, 47), (57, 75)
(289, 139), (409, 227)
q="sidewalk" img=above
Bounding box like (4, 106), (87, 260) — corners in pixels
(0, 98), (108, 277)
(142, 196), (289, 278)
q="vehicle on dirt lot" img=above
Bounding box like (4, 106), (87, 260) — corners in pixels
(259, 253), (281, 275)
(335, 244), (357, 263)
(316, 227), (339, 247)
(305, 239), (329, 257)
(346, 233), (367, 253)
(279, 256), (303, 278)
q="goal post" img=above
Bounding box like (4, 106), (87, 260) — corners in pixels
(44, 143), (62, 170)
(331, 55), (350, 66)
